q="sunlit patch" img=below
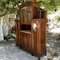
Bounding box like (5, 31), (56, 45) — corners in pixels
(50, 28), (60, 33)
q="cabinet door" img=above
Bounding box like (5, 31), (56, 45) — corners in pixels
(31, 20), (41, 56)
(26, 8), (31, 23)
(26, 34), (32, 52)
(21, 9), (24, 23)
(21, 7), (32, 24)
(26, 7), (32, 24)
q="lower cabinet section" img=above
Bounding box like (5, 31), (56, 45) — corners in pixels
(20, 32), (33, 53)
(16, 19), (47, 57)
(18, 31), (46, 57)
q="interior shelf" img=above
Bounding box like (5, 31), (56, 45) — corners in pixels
(20, 30), (31, 34)
(20, 23), (31, 25)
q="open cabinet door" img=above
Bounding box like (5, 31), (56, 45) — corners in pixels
(31, 19), (47, 56)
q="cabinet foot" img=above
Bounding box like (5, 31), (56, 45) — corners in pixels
(38, 57), (40, 60)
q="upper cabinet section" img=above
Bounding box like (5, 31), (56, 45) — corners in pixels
(17, 2), (47, 25)
(20, 6), (32, 24)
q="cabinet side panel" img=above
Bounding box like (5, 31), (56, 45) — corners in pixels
(40, 20), (47, 55)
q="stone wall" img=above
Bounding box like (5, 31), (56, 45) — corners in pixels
(0, 13), (16, 32)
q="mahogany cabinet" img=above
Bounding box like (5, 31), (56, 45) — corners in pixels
(16, 1), (47, 57)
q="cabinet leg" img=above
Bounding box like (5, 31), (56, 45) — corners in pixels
(38, 57), (40, 60)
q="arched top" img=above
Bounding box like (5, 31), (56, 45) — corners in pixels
(18, 1), (40, 8)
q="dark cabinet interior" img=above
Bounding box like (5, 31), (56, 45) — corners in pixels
(20, 24), (31, 31)
(16, 1), (47, 57)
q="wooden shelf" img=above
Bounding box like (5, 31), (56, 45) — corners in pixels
(20, 23), (31, 25)
(20, 30), (31, 34)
